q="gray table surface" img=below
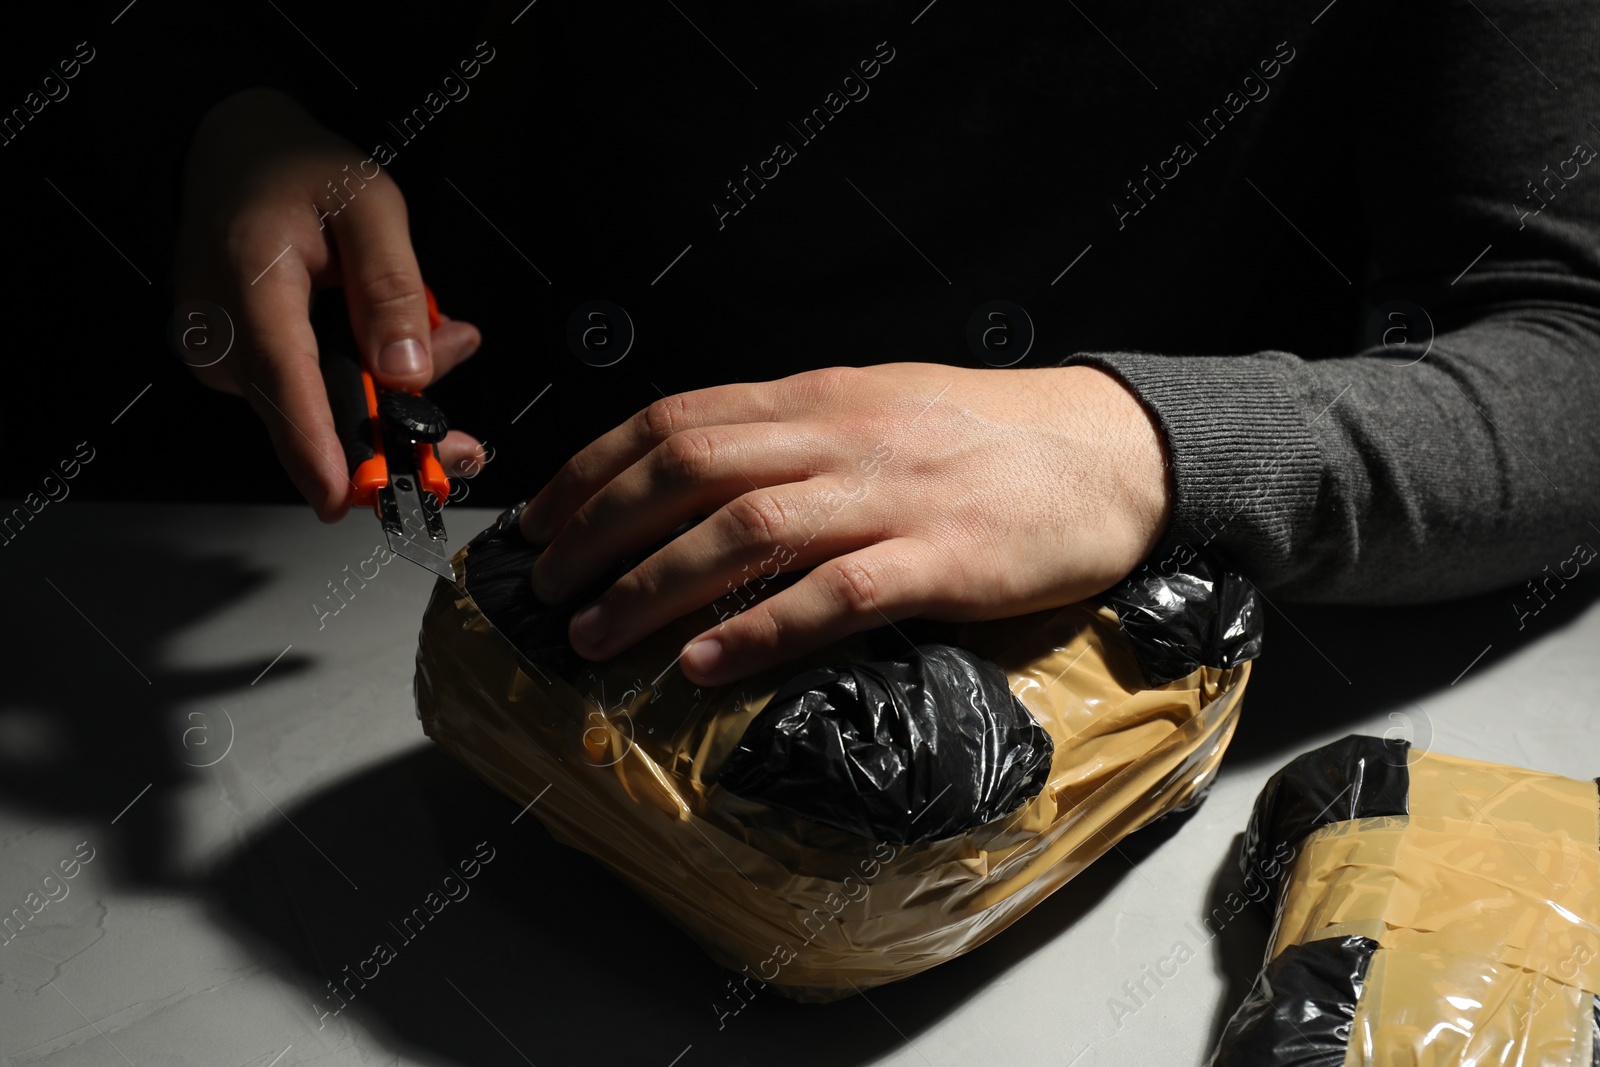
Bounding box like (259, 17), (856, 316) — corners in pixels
(3, 502), (1598, 1067)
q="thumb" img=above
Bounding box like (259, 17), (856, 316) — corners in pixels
(328, 181), (433, 391)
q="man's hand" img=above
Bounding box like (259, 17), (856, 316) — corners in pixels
(520, 363), (1174, 686)
(174, 87), (485, 521)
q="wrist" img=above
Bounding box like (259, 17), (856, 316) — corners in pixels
(1056, 363), (1175, 563)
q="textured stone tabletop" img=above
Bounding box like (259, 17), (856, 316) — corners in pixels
(3, 502), (1597, 1067)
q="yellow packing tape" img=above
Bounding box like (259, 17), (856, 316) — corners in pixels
(1407, 749), (1599, 844)
(417, 553), (1252, 1001)
(1276, 816), (1600, 991)
(1346, 947), (1594, 1067)
(1265, 747), (1600, 1066)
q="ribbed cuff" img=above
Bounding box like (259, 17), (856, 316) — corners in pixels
(1059, 351), (1323, 586)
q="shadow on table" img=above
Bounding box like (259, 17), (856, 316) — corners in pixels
(185, 551), (1598, 1065)
(1196, 577), (1600, 1058)
(0, 531), (311, 887)
(1194, 833), (1277, 1060)
(208, 743), (1197, 1067)
(1226, 577), (1600, 767)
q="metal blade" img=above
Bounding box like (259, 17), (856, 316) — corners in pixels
(379, 481), (456, 581)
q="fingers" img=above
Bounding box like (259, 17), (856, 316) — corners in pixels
(173, 90), (471, 522)
(217, 249), (478, 518)
(232, 256), (353, 521)
(563, 476), (879, 661)
(530, 422), (836, 603)
(429, 316), (481, 381)
(677, 539), (934, 687)
(438, 430), (486, 478)
(428, 317), (485, 478)
(519, 381), (806, 544)
(328, 183), (434, 393)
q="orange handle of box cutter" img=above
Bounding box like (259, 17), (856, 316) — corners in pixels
(350, 286), (449, 509)
(349, 369), (387, 508)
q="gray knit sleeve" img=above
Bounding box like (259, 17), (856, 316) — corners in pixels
(1062, 2), (1600, 604)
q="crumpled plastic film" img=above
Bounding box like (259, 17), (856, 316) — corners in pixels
(1210, 737), (1600, 1066)
(716, 644), (1056, 845)
(1352, 946), (1596, 1067)
(415, 506), (1258, 1002)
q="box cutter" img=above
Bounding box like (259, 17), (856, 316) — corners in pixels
(322, 286), (456, 582)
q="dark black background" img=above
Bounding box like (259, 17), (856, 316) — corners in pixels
(0, 0), (1367, 514)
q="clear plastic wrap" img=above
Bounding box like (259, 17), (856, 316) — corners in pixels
(1211, 736), (1600, 1066)
(716, 643), (1056, 845)
(415, 505), (1260, 1001)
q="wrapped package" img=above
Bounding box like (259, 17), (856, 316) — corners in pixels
(1211, 735), (1600, 1065)
(414, 504), (1261, 1001)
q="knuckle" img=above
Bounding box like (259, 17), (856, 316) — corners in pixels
(824, 365), (865, 390)
(189, 363), (232, 392)
(553, 449), (608, 511)
(620, 556), (663, 604)
(827, 558), (880, 616)
(551, 454), (589, 500)
(800, 365), (861, 399)
(233, 336), (287, 387)
(658, 430), (719, 483)
(222, 213), (284, 270)
(559, 498), (598, 545)
(726, 491), (785, 550)
(356, 266), (426, 320)
(355, 171), (405, 206)
(639, 393), (691, 442)
(737, 604), (785, 655)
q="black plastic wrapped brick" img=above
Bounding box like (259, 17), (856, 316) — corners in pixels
(1239, 734), (1411, 903)
(716, 644), (1054, 845)
(1104, 555), (1264, 685)
(1210, 735), (1600, 1066)
(711, 552), (1262, 842)
(456, 503), (1260, 845)
(1209, 935), (1378, 1067)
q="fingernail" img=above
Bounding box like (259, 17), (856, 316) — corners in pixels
(682, 637), (723, 677)
(532, 557), (563, 604)
(378, 338), (428, 377)
(571, 603), (607, 649)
